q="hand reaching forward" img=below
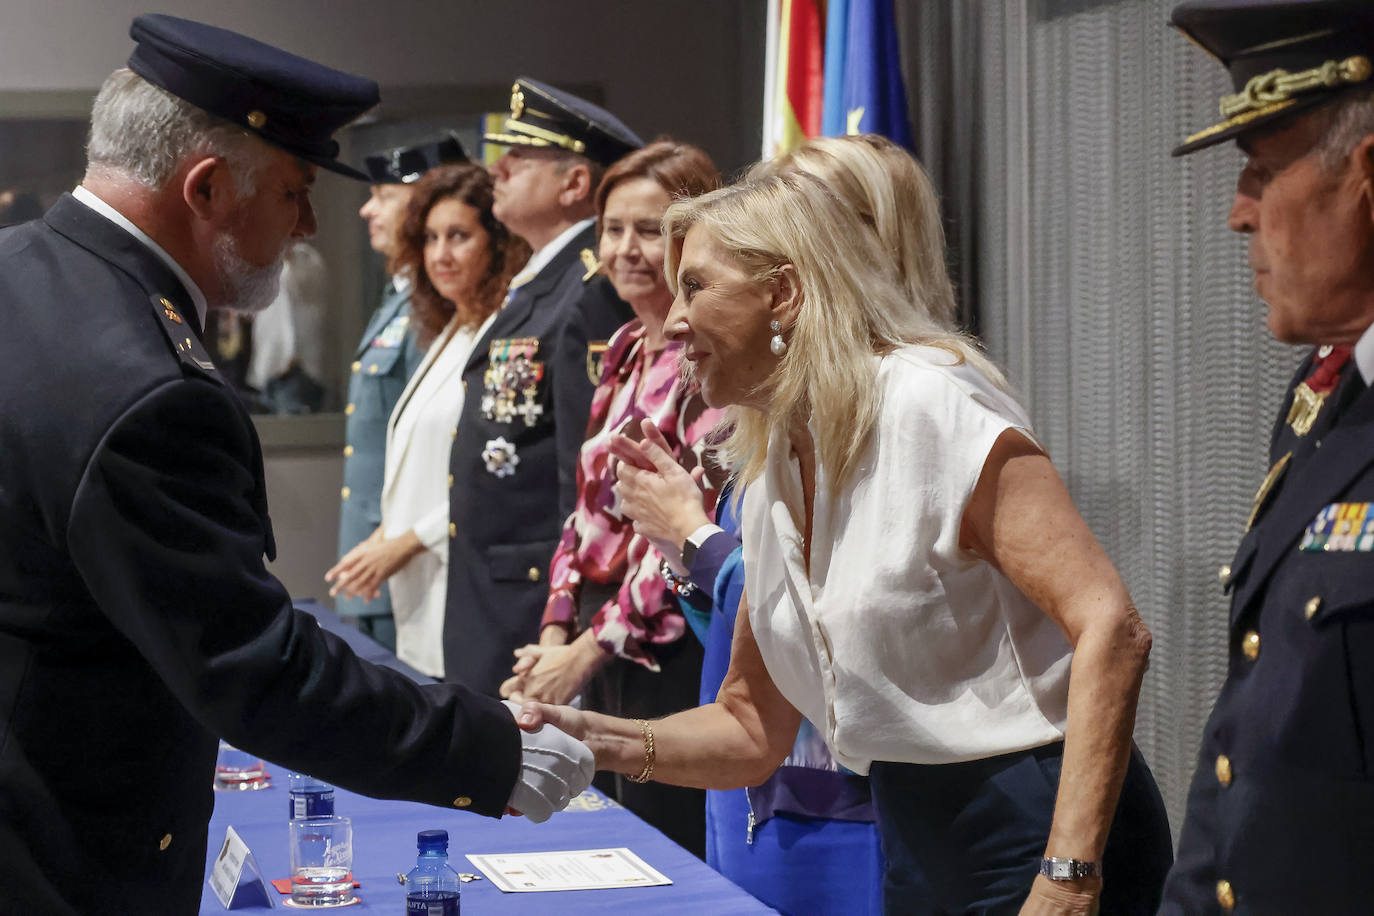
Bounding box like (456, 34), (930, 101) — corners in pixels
(325, 526), (424, 600)
(501, 700), (594, 823)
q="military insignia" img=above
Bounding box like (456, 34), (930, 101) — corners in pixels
(483, 337), (544, 425)
(510, 82), (525, 119)
(1245, 451), (1291, 533)
(373, 314), (410, 349)
(1287, 344), (1352, 436)
(580, 247), (601, 281)
(482, 437), (520, 478)
(150, 293), (216, 374)
(1286, 382), (1328, 436)
(1300, 502), (1374, 552)
(586, 341), (609, 385)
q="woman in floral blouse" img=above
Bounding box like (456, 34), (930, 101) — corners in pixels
(500, 140), (722, 855)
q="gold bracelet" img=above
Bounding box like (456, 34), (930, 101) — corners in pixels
(627, 718), (655, 783)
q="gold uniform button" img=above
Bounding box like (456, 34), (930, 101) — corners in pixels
(447, 473), (454, 489)
(449, 523), (457, 538)
(453, 796), (472, 808)
(527, 567), (541, 582)
(343, 445), (354, 457)
(450, 426), (458, 440)
(351, 360), (362, 373)
(246, 110), (267, 129)
(368, 364), (379, 375)
(159, 833), (173, 851)
(341, 487), (351, 500)
(1215, 754), (1232, 787)
(345, 403), (356, 416)
(1216, 879), (1235, 911)
(1305, 596), (1322, 620)
(1217, 564), (1232, 586)
(1241, 630), (1260, 661)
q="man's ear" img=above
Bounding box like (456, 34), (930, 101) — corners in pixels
(181, 156), (238, 224)
(771, 263), (804, 327)
(556, 160), (593, 208)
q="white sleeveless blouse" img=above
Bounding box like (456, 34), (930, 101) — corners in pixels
(742, 346), (1072, 772)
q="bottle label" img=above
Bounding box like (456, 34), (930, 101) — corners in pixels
(405, 890), (459, 915)
(289, 787), (335, 819)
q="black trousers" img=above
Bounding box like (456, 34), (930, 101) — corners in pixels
(869, 742), (1173, 915)
(579, 584), (707, 858)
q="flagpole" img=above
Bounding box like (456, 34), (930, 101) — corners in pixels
(762, 0), (780, 159)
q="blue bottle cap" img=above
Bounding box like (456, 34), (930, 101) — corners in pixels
(416, 829), (449, 852)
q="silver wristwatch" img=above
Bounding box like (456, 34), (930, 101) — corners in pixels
(1039, 857), (1102, 881)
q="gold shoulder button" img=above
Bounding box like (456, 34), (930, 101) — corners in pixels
(1216, 879), (1235, 911)
(453, 796), (472, 808)
(1214, 754), (1232, 787)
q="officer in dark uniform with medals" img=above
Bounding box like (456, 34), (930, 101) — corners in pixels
(1163, 2), (1374, 912)
(0, 19), (591, 913)
(334, 133), (466, 650)
(442, 78), (638, 694)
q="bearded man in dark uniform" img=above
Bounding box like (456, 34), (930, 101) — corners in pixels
(1163, 1), (1374, 912)
(0, 17), (590, 914)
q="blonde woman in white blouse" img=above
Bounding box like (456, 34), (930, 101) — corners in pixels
(328, 163), (528, 678)
(521, 138), (1172, 914)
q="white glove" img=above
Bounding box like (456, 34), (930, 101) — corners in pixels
(501, 700), (594, 823)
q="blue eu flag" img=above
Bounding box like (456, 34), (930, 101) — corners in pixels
(821, 0), (913, 148)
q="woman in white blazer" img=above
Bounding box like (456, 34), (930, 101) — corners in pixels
(328, 163), (529, 677)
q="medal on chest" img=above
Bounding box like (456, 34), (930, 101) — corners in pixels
(482, 337), (544, 425)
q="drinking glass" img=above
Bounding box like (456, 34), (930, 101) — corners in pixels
(289, 815), (353, 906)
(212, 740), (269, 791)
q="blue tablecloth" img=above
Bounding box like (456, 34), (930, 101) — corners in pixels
(199, 602), (773, 914)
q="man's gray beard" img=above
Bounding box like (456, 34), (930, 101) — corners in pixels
(211, 232), (284, 314)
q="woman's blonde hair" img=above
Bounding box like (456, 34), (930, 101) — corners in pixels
(663, 135), (1006, 493)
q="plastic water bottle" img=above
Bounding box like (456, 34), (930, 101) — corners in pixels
(287, 772), (335, 820)
(404, 829), (461, 915)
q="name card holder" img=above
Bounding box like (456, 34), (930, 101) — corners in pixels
(208, 824), (276, 909)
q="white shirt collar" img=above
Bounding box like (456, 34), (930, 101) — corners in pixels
(515, 216), (595, 287)
(71, 185), (209, 329)
(1352, 321), (1374, 386)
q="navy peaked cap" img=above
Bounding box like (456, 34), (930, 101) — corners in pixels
(365, 132), (468, 184)
(484, 77), (643, 166)
(127, 14), (380, 179)
(1172, 0), (1374, 155)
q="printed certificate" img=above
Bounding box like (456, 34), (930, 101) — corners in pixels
(465, 847), (671, 892)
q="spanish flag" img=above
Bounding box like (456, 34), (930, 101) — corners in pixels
(763, 0), (825, 157)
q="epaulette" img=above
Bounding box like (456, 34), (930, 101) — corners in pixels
(149, 292), (218, 375)
(579, 248), (601, 282)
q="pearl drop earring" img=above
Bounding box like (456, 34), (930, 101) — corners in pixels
(769, 319), (787, 356)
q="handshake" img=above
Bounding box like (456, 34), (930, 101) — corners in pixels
(501, 699), (595, 822)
